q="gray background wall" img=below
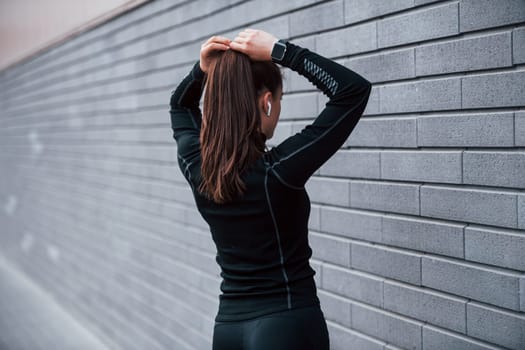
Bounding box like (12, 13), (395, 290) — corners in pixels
(1, 0), (524, 349)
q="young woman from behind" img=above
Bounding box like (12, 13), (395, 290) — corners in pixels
(169, 29), (372, 350)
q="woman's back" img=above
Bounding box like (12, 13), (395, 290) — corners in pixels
(192, 154), (318, 322)
(170, 36), (372, 325)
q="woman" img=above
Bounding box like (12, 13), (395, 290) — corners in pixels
(170, 29), (372, 350)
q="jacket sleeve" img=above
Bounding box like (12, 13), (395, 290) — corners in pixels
(268, 41), (372, 188)
(169, 60), (205, 162)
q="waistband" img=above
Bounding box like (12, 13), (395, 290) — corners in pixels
(215, 277), (320, 322)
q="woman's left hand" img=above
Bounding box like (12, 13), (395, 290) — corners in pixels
(200, 35), (231, 73)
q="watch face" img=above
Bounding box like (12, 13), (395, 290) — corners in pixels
(273, 43), (286, 59)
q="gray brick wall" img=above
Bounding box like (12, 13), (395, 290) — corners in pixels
(0, 0), (524, 349)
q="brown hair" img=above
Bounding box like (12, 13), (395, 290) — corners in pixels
(198, 49), (283, 204)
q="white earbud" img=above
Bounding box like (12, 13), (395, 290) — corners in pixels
(267, 102), (272, 117)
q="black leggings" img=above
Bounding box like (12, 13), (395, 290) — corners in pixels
(212, 304), (330, 350)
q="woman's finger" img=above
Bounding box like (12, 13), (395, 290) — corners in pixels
(213, 36), (231, 45)
(228, 40), (245, 52)
(204, 35), (231, 46)
(203, 42), (230, 53)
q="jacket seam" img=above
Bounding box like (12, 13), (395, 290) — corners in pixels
(264, 167), (292, 309)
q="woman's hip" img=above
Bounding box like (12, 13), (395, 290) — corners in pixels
(213, 305), (330, 350)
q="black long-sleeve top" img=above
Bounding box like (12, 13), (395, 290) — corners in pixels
(169, 41), (372, 322)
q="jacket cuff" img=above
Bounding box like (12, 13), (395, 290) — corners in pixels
(192, 60), (205, 81)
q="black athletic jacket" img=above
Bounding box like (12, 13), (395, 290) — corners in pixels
(169, 41), (372, 322)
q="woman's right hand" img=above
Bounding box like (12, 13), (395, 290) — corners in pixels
(229, 29), (279, 61)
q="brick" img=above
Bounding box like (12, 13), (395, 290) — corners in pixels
(463, 151), (525, 188)
(381, 150), (462, 184)
(326, 322), (385, 350)
(229, 0), (320, 27)
(423, 325), (505, 350)
(318, 93), (330, 114)
(516, 111), (525, 146)
(381, 215), (465, 258)
(351, 242), (422, 285)
(311, 260), (322, 286)
(315, 21), (377, 58)
(305, 176), (350, 206)
(462, 71), (525, 108)
(320, 206), (382, 242)
(256, 15), (290, 40)
(309, 231), (351, 267)
(384, 280), (467, 333)
(459, 0), (525, 32)
(281, 68), (296, 93)
(467, 301), (525, 349)
(287, 62), (345, 93)
(345, 117), (417, 148)
(289, 0), (344, 37)
(317, 290), (351, 326)
(344, 0), (413, 24)
(378, 3), (459, 48)
(11, 0), (163, 85)
(60, 255), (166, 348)
(290, 120), (310, 135)
(186, 207), (209, 230)
(465, 226), (525, 271)
(77, 283), (158, 350)
(363, 86), (380, 115)
(422, 255), (522, 310)
(514, 27), (525, 64)
(319, 150), (381, 179)
(417, 112), (515, 147)
(269, 121), (294, 147)
(415, 32), (512, 76)
(420, 185), (518, 229)
(309, 204), (321, 231)
(322, 264), (383, 307)
(280, 92), (318, 120)
(351, 303), (422, 350)
(350, 180), (420, 215)
(379, 77), (461, 114)
(291, 36), (316, 52)
(345, 48), (415, 83)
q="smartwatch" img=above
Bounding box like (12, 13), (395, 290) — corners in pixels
(271, 39), (287, 63)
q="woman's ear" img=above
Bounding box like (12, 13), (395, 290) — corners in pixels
(264, 91), (273, 114)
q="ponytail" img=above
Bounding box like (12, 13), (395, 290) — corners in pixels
(198, 49), (282, 204)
